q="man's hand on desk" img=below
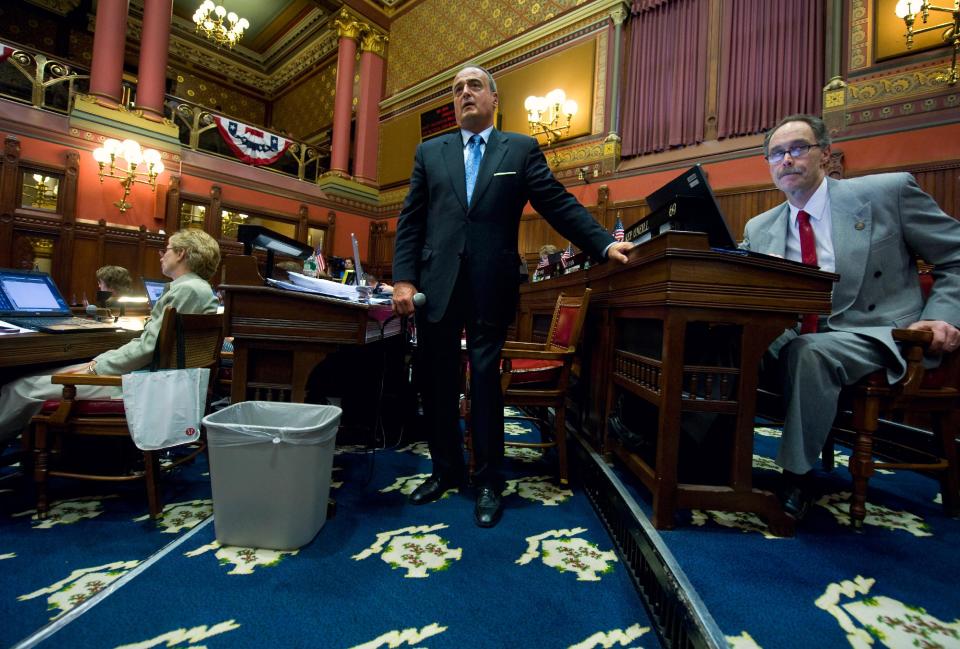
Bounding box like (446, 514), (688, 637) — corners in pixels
(607, 241), (635, 264)
(393, 281), (418, 316)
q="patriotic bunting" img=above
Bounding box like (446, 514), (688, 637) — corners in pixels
(0, 42), (14, 63)
(213, 116), (291, 166)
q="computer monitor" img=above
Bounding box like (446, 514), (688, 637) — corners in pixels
(636, 164), (738, 250)
(142, 278), (168, 307)
(236, 224), (313, 280)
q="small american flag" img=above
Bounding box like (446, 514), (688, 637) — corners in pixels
(316, 248), (327, 274)
(561, 243), (574, 267)
(612, 216), (625, 242)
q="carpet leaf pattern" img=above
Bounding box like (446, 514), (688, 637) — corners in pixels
(113, 619), (242, 649)
(17, 560), (141, 619)
(184, 541), (297, 574)
(567, 623), (651, 648)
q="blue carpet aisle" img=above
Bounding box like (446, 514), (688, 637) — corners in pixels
(611, 425), (960, 649)
(0, 414), (653, 649)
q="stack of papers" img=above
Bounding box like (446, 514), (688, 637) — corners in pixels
(271, 272), (357, 301)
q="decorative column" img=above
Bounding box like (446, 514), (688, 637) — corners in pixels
(135, 0), (173, 121)
(329, 9), (365, 177)
(602, 3), (629, 175)
(88, 0), (130, 105)
(821, 0), (847, 134)
(353, 31), (388, 185)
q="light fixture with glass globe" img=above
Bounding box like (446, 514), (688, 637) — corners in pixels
(894, 0), (959, 85)
(92, 139), (165, 214)
(193, 1), (249, 49)
(524, 88), (579, 147)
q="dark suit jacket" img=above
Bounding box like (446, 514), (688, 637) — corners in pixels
(393, 129), (613, 324)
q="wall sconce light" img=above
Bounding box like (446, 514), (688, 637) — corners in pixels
(194, 1), (249, 49)
(92, 139), (164, 213)
(524, 88), (578, 147)
(895, 0), (960, 85)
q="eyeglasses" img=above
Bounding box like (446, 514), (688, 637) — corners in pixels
(160, 246), (175, 256)
(766, 143), (819, 164)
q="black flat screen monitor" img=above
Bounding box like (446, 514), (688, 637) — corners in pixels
(236, 224), (313, 280)
(643, 164), (738, 250)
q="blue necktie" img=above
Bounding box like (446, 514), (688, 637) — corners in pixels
(465, 134), (482, 206)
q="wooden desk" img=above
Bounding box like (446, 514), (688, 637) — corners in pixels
(220, 256), (400, 404)
(0, 328), (139, 370)
(518, 232), (837, 536)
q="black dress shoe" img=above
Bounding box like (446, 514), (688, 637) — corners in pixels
(409, 476), (457, 505)
(474, 486), (502, 528)
(779, 470), (813, 520)
(781, 485), (812, 520)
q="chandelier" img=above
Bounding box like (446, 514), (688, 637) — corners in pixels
(193, 1), (249, 49)
(29, 174), (58, 209)
(524, 88), (578, 146)
(894, 0), (960, 85)
(92, 139), (165, 213)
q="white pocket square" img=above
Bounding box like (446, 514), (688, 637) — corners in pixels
(493, 171), (517, 176)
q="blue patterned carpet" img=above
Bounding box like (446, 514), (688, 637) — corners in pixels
(0, 412), (652, 649)
(610, 425), (960, 649)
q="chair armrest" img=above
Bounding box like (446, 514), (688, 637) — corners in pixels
(501, 348), (572, 361)
(502, 341), (547, 352)
(51, 373), (123, 388)
(892, 328), (934, 394)
(892, 329), (934, 345)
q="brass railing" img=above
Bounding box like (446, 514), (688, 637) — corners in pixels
(0, 47), (89, 112)
(1, 43), (329, 183)
(166, 98), (329, 183)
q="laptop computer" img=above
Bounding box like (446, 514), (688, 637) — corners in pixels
(142, 277), (168, 307)
(0, 268), (120, 334)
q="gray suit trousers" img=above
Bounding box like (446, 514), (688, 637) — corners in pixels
(776, 331), (891, 474)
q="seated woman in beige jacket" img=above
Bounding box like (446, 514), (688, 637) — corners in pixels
(0, 229), (221, 441)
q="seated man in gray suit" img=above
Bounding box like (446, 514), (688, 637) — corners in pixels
(741, 113), (960, 519)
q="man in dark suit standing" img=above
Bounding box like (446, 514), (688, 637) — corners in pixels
(392, 65), (633, 527)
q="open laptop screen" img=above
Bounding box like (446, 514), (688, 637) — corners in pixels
(0, 269), (71, 316)
(142, 278), (168, 307)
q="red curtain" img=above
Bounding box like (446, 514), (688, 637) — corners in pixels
(717, 0), (825, 139)
(621, 0), (708, 157)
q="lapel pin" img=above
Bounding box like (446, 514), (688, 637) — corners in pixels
(855, 221), (865, 231)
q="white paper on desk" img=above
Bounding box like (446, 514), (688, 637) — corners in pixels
(270, 274), (356, 300)
(0, 319), (34, 334)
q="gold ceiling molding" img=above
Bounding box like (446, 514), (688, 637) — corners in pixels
(846, 63), (953, 105)
(24, 0), (81, 17)
(127, 2), (337, 97)
(380, 0), (621, 115)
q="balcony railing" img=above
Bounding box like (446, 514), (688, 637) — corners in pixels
(1, 42), (330, 184)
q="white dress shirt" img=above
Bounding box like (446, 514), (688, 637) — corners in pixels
(785, 177), (835, 273)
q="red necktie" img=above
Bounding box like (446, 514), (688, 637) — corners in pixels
(797, 209), (819, 334)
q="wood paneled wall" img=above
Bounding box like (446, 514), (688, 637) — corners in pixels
(368, 159), (960, 271)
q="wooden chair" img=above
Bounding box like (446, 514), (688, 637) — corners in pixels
(466, 289), (592, 484)
(30, 307), (224, 519)
(826, 326), (960, 528)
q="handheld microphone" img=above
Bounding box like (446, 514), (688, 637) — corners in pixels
(412, 292), (427, 308)
(85, 304), (98, 319)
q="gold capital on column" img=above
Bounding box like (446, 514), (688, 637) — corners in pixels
(361, 31), (389, 57)
(609, 3), (629, 26)
(334, 8), (366, 41)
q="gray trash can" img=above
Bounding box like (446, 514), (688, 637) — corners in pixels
(202, 401), (341, 550)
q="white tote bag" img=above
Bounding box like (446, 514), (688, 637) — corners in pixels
(122, 367), (211, 451)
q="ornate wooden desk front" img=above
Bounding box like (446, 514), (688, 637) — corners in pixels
(518, 231), (836, 536)
(220, 256), (400, 405)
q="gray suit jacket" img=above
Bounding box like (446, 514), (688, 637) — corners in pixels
(741, 173), (960, 381)
(393, 129), (614, 324)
